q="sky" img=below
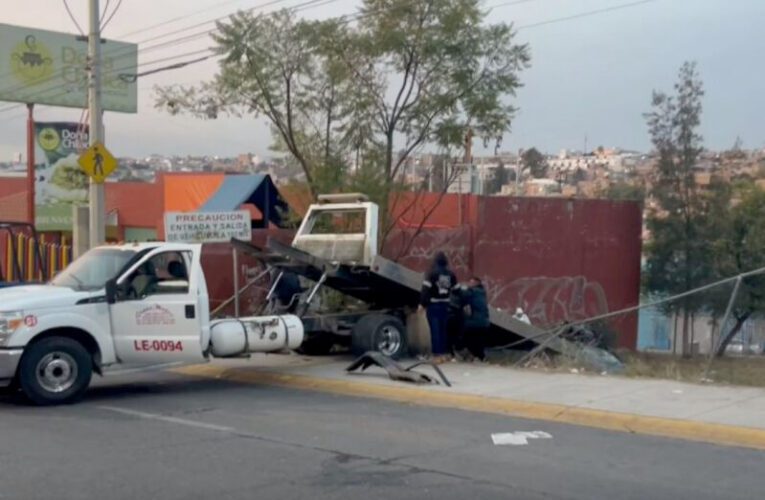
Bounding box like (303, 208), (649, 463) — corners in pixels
(1, 0), (763, 161)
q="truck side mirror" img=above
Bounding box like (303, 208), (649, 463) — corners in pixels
(105, 279), (117, 304)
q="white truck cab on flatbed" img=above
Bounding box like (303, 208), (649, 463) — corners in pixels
(0, 242), (303, 405)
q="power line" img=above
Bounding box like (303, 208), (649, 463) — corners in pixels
(125, 54), (213, 82)
(100, 0), (124, 31)
(0, 0), (337, 113)
(0, 48), (217, 115)
(0, 0), (658, 117)
(0, 0), (332, 100)
(516, 0), (657, 30)
(0, 0), (497, 115)
(0, 0), (327, 89)
(100, 0), (112, 25)
(126, 0), (309, 47)
(116, 0), (297, 40)
(489, 0), (538, 10)
(63, 0), (85, 35)
(74, 0), (337, 76)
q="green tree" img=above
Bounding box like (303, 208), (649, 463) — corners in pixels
(156, 1), (530, 235)
(601, 181), (644, 201)
(643, 61), (708, 357)
(488, 162), (510, 194)
(156, 11), (358, 198)
(521, 147), (547, 179)
(705, 183), (765, 356)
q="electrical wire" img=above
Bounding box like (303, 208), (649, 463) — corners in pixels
(63, 0), (85, 36)
(516, 0), (657, 30)
(100, 0), (112, 25)
(117, 0), (298, 40)
(125, 55), (213, 82)
(489, 0), (537, 9)
(0, 0), (658, 117)
(126, 0), (314, 48)
(80, 0), (339, 78)
(0, 48), (217, 115)
(101, 0), (124, 31)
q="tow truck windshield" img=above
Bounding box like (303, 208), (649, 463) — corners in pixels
(51, 248), (138, 291)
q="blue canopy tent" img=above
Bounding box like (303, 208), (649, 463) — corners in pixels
(198, 174), (289, 228)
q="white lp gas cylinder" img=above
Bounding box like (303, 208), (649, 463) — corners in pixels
(209, 315), (304, 357)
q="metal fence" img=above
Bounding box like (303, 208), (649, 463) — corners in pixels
(1, 232), (72, 283)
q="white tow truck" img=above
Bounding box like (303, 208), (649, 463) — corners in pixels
(0, 242), (305, 405)
(0, 193), (620, 405)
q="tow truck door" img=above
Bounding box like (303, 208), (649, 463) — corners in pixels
(108, 245), (206, 364)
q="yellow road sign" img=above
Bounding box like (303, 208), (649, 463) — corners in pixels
(78, 142), (117, 183)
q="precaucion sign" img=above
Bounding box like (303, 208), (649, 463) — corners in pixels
(78, 142), (117, 183)
(165, 211), (251, 243)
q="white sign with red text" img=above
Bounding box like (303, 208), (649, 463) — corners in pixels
(164, 210), (251, 243)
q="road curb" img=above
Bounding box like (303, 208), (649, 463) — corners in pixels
(174, 364), (765, 451)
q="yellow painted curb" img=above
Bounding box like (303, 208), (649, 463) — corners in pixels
(173, 364), (765, 451)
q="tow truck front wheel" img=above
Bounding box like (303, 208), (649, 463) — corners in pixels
(18, 337), (93, 406)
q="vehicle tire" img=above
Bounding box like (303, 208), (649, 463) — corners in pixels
(18, 337), (93, 406)
(351, 314), (408, 360)
(297, 332), (336, 356)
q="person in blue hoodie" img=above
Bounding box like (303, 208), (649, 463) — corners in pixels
(419, 252), (457, 357)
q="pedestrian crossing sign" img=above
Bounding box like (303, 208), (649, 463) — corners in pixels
(78, 142), (117, 184)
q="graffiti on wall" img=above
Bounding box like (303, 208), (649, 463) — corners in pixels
(384, 228), (610, 328)
(487, 275), (609, 326)
(384, 227), (471, 275)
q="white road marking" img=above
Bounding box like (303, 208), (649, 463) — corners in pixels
(491, 431), (553, 446)
(98, 405), (236, 433)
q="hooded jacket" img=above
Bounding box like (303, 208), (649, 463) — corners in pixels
(420, 264), (457, 307)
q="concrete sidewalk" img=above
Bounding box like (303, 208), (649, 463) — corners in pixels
(175, 353), (765, 449)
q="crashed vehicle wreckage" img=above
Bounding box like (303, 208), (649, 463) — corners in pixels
(239, 193), (624, 375)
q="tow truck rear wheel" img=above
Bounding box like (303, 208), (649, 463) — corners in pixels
(352, 314), (408, 360)
(18, 337), (93, 406)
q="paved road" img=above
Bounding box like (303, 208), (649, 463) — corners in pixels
(1, 371), (762, 500)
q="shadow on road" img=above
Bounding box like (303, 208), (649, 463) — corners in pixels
(0, 373), (272, 407)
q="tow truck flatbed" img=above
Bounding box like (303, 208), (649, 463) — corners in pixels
(235, 237), (619, 369)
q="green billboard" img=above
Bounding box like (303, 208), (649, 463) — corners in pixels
(34, 122), (89, 231)
(0, 23), (137, 113)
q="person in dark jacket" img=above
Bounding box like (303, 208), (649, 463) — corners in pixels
(419, 251), (457, 356)
(454, 277), (491, 360)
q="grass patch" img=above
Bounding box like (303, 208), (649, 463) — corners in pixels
(489, 349), (765, 387)
(619, 351), (765, 387)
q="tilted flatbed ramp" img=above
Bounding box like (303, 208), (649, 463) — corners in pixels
(233, 238), (623, 372)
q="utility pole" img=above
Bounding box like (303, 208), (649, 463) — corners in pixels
(516, 148), (523, 196)
(26, 103), (35, 225)
(464, 128), (473, 196)
(88, 0), (105, 248)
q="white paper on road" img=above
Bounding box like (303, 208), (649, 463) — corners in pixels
(491, 431), (553, 446)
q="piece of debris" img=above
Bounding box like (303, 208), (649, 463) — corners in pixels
(491, 431), (553, 446)
(346, 351), (451, 386)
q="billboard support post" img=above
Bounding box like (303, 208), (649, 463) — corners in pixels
(88, 0), (105, 248)
(26, 103), (34, 225)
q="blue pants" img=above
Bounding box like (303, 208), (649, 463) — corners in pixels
(427, 302), (450, 354)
